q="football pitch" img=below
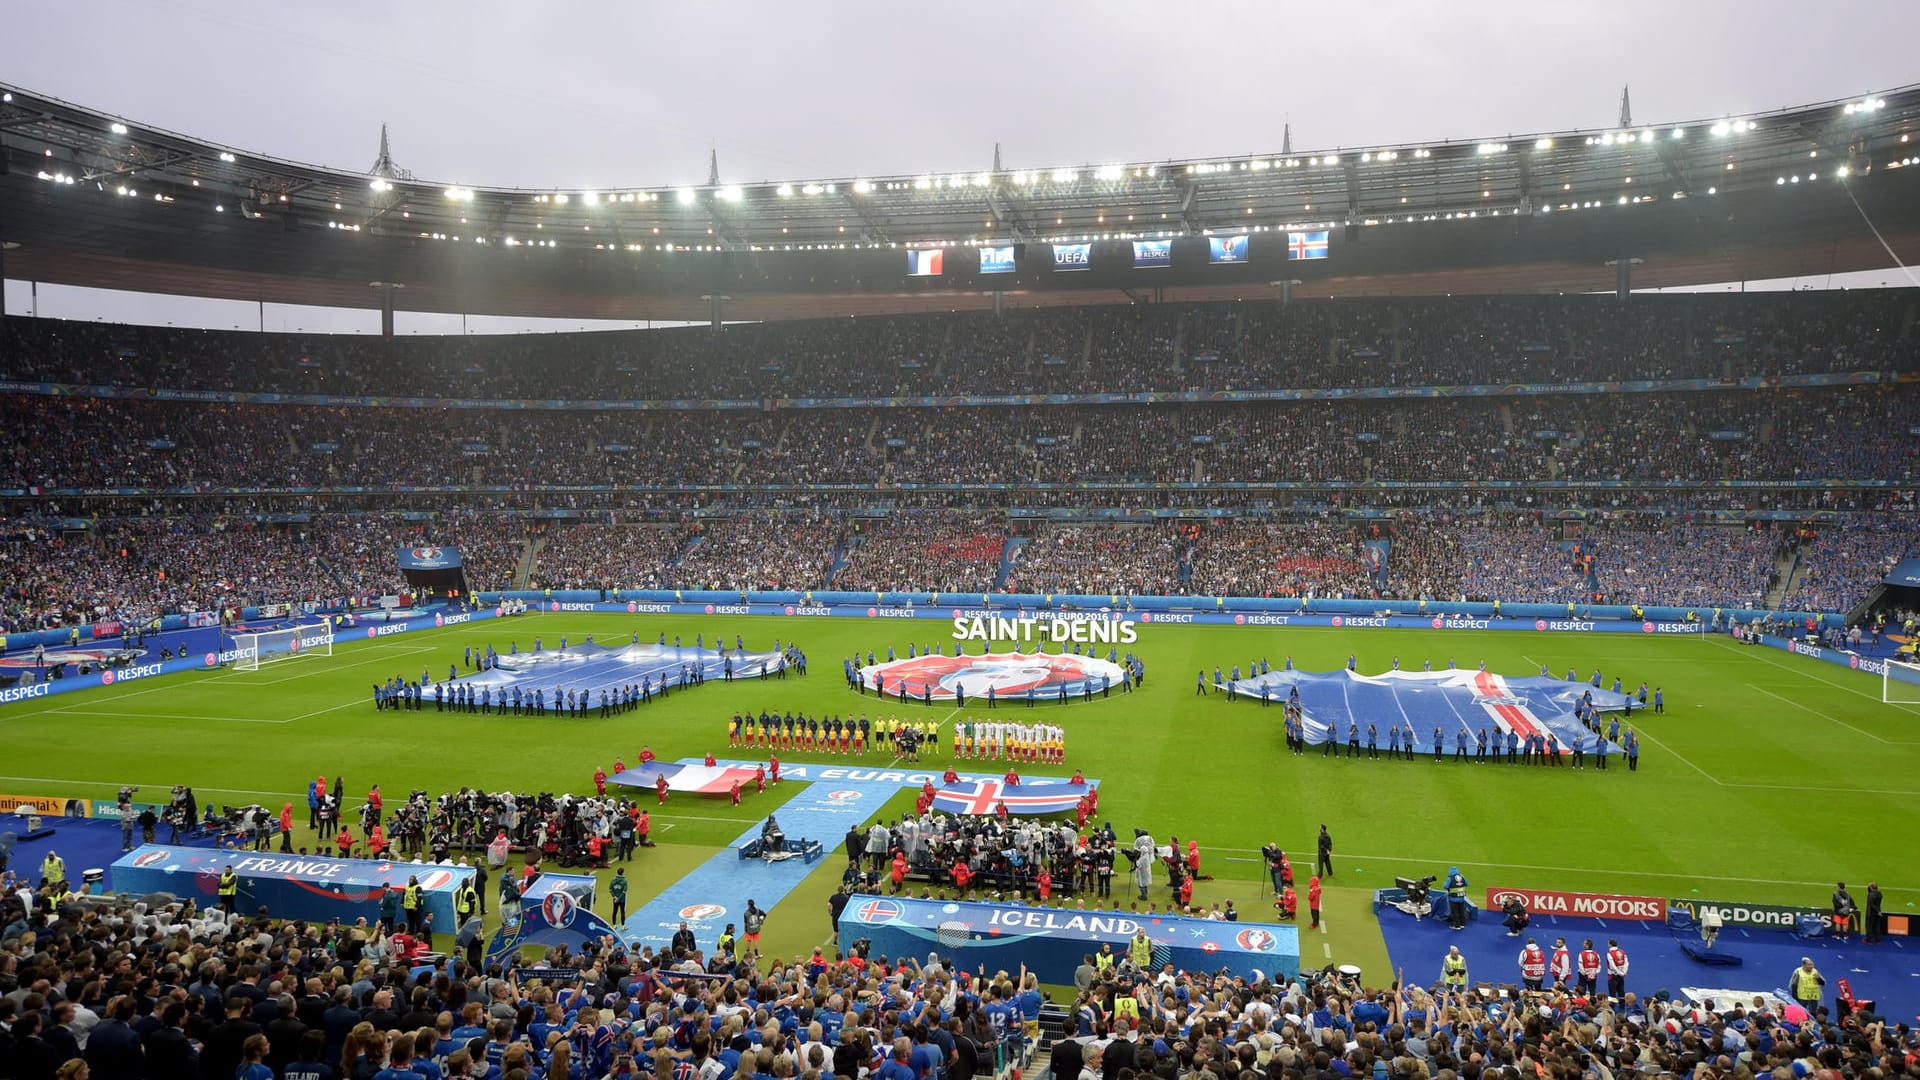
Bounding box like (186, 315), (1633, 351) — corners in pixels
(4, 614), (1918, 977)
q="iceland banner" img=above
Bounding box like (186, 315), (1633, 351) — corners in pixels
(1052, 243), (1092, 271)
(1208, 235), (1249, 264)
(1132, 240), (1171, 268)
(979, 246), (1016, 274)
(397, 545), (463, 570)
(1286, 231), (1330, 260)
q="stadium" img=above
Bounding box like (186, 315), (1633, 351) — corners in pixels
(2, 15), (1920, 1080)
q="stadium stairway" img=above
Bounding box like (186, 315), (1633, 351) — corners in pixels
(513, 536), (542, 590)
(1766, 543), (1802, 609)
(827, 536), (859, 587)
(996, 537), (1029, 591)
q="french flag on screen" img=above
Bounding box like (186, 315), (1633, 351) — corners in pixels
(907, 249), (944, 276)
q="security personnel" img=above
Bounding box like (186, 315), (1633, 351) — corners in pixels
(609, 868), (629, 924)
(217, 865), (240, 916)
(402, 874), (424, 933)
(1442, 946), (1468, 990)
(454, 880), (479, 926)
(40, 849), (65, 886)
(1128, 927), (1153, 970)
(1788, 957), (1824, 1015)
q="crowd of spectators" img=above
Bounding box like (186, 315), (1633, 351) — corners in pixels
(833, 516), (1007, 594)
(0, 857), (1903, 1080)
(1784, 515), (1920, 614)
(667, 516), (839, 592)
(6, 386), (1911, 495)
(6, 291), (1913, 401)
(1004, 524), (1184, 597)
(2, 511), (1911, 631)
(529, 524), (696, 592)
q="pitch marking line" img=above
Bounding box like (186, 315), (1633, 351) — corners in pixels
(36, 709), (296, 725)
(1748, 685), (1916, 745)
(1707, 634), (1920, 713)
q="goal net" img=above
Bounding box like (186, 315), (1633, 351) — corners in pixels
(1884, 657), (1920, 705)
(231, 623), (335, 672)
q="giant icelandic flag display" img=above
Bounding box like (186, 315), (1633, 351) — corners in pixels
(1222, 668), (1632, 754)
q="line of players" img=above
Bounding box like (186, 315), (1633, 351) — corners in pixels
(725, 711), (1070, 763)
(727, 712), (939, 755)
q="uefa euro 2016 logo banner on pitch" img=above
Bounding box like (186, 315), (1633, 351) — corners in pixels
(858, 651), (1129, 702)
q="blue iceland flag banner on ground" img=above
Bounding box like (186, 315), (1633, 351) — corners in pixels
(979, 246), (1016, 274)
(1133, 240), (1171, 268)
(1223, 669), (1631, 755)
(1286, 230), (1330, 260)
(1052, 243), (1091, 271)
(397, 545), (462, 570)
(1208, 235), (1249, 264)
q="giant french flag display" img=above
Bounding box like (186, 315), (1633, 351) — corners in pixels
(606, 762), (764, 795)
(1221, 668), (1631, 754)
(932, 780), (1090, 816)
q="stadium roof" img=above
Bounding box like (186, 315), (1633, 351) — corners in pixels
(3, 82), (1919, 321)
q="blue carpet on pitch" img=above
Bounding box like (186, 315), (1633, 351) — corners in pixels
(1375, 905), (1919, 1018)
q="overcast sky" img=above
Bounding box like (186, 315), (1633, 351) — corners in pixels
(4, 1), (1916, 191)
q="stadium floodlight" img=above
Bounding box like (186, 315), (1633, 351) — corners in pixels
(776, 184), (793, 197)
(218, 151), (236, 162)
(676, 187), (696, 204)
(1051, 168), (1077, 183)
(852, 179), (872, 194)
(444, 186), (472, 201)
(370, 179), (392, 192)
(1711, 121), (1731, 136)
(110, 121), (128, 134)
(1534, 138), (1554, 150)
(717, 186), (742, 202)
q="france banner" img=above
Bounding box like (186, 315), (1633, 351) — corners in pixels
(397, 545), (462, 570)
(932, 780), (1089, 816)
(907, 249), (945, 277)
(1286, 231), (1330, 260)
(110, 846), (474, 929)
(1207, 235), (1249, 264)
(1132, 240), (1171, 268)
(979, 246), (1016, 274)
(1052, 243), (1092, 271)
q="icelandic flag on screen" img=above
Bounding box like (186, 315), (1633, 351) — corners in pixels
(907, 249), (945, 276)
(933, 780), (1089, 817)
(1286, 231), (1330, 260)
(1207, 235), (1249, 264)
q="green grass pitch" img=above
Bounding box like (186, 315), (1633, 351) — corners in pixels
(4, 615), (1917, 973)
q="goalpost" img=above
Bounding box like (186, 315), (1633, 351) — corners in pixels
(1884, 657), (1920, 705)
(230, 623), (335, 672)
